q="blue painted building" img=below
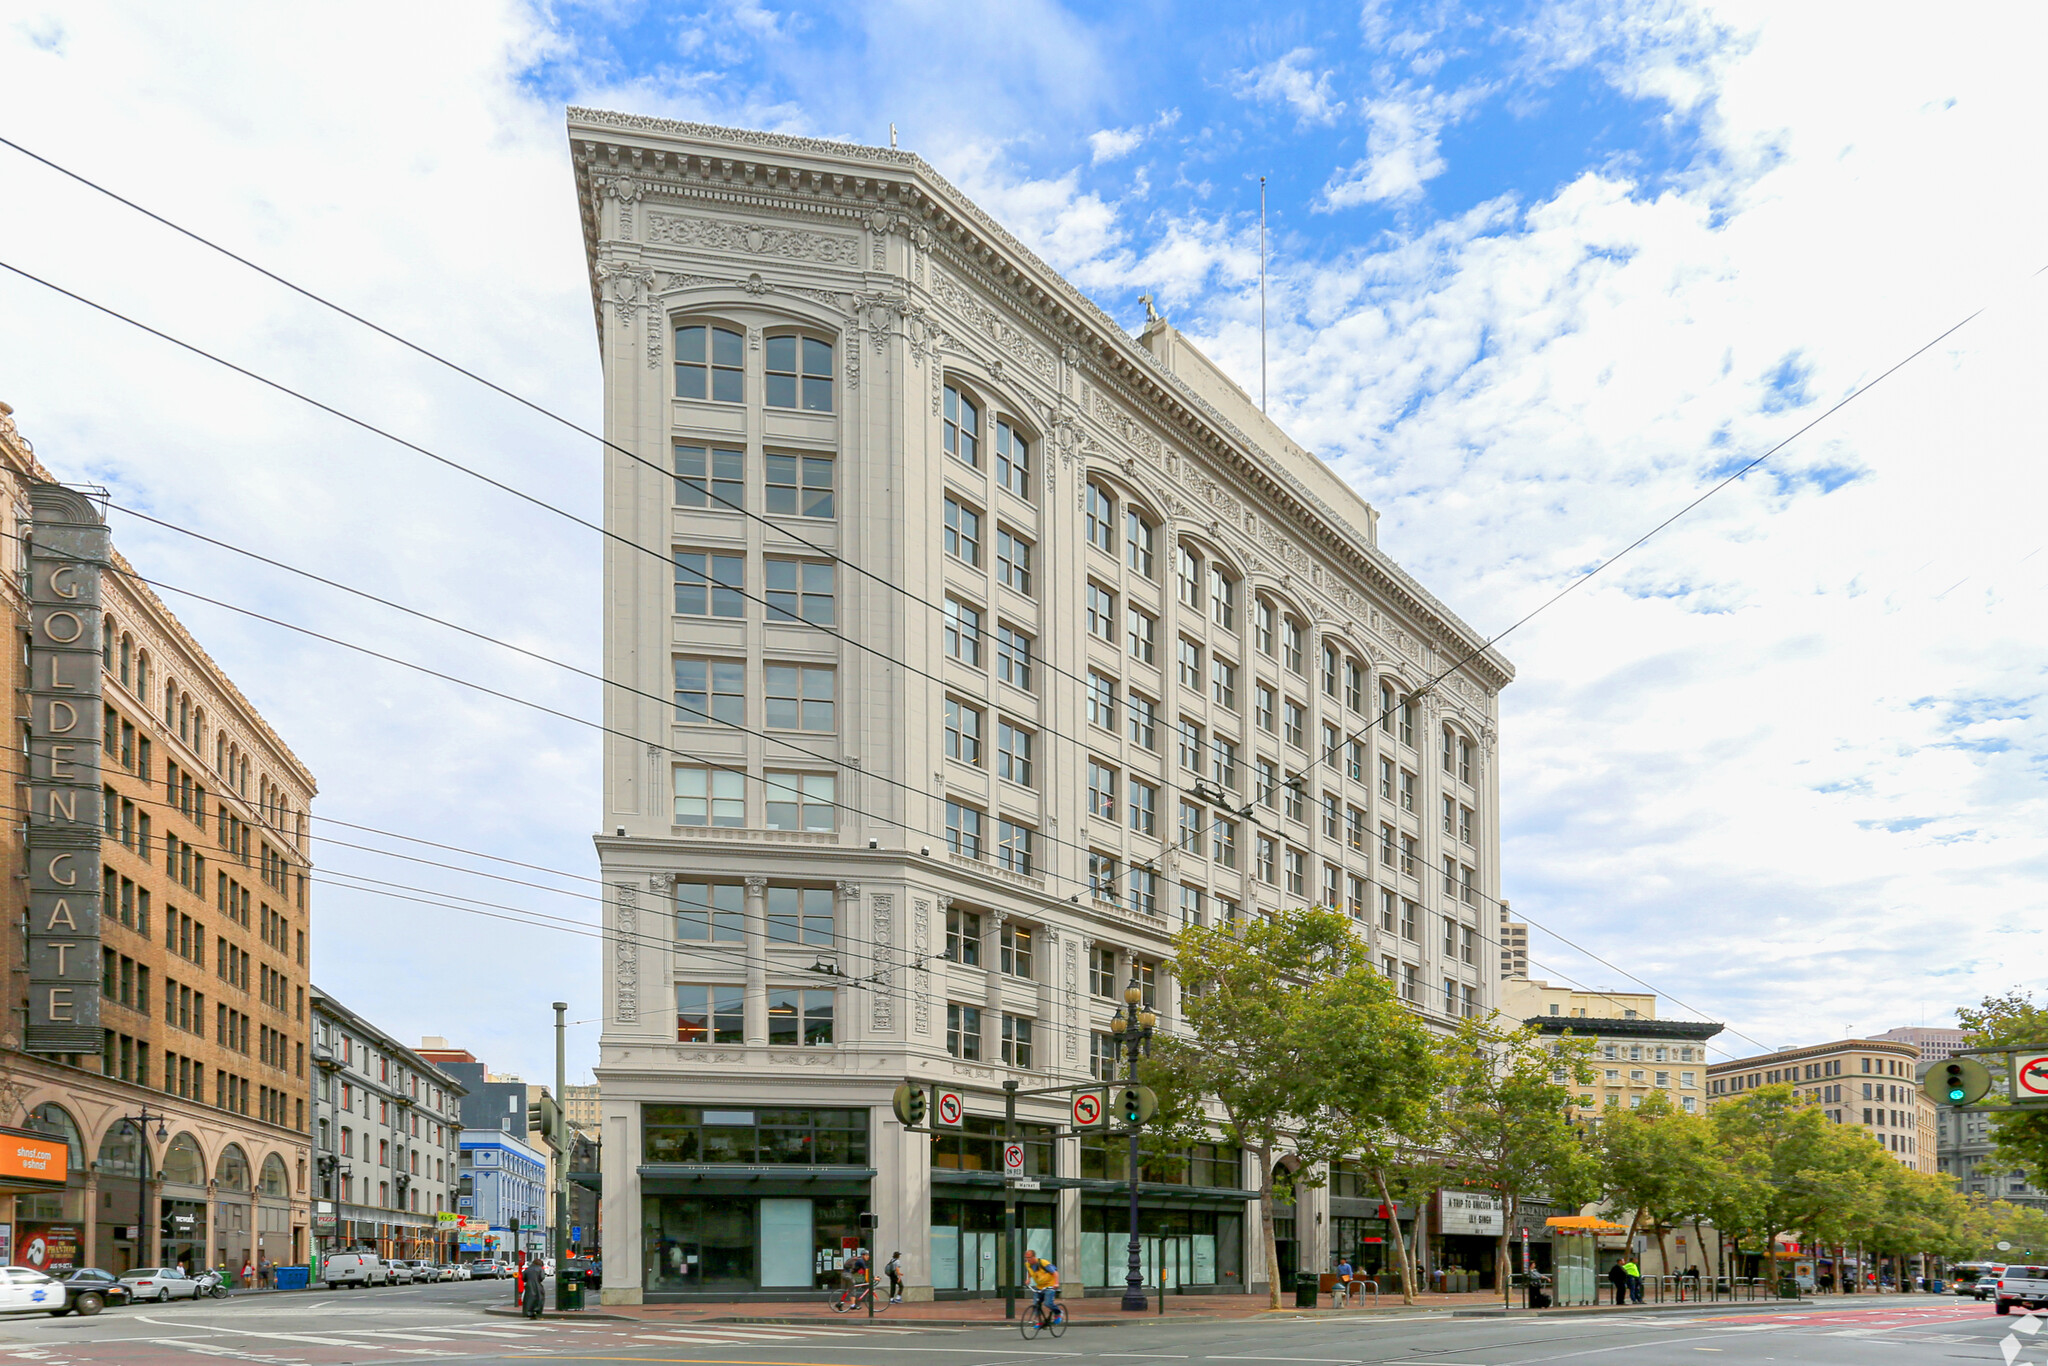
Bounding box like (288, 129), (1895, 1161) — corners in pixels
(456, 1129), (547, 1263)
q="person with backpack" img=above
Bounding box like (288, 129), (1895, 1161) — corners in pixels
(884, 1251), (904, 1304)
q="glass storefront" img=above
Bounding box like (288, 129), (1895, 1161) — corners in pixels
(928, 1196), (1054, 1293)
(642, 1195), (864, 1292)
(159, 1201), (208, 1273)
(1077, 1204), (1242, 1290)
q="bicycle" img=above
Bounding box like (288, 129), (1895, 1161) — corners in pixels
(1019, 1293), (1066, 1338)
(832, 1279), (888, 1314)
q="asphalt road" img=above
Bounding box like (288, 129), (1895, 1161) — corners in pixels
(0, 1285), (2024, 1365)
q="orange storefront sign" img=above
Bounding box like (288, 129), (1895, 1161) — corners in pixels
(0, 1127), (69, 1189)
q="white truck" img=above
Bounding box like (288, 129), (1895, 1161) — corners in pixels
(322, 1253), (391, 1289)
(1993, 1264), (2048, 1315)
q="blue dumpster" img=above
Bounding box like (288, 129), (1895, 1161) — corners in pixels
(273, 1265), (310, 1290)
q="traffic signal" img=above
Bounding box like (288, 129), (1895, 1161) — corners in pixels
(1118, 1086), (1159, 1128)
(891, 1082), (928, 1127)
(1923, 1058), (1991, 1108)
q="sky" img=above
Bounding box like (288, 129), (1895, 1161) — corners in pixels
(1, 0), (2044, 1082)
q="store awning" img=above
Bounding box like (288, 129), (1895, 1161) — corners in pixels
(1545, 1216), (1629, 1233)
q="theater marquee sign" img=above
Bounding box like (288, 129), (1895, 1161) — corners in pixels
(24, 484), (110, 1054)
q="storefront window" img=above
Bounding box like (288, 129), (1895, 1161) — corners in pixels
(162, 1133), (205, 1187)
(642, 1194), (865, 1294)
(1077, 1205), (1240, 1289)
(1078, 1138), (1242, 1187)
(929, 1197), (1054, 1292)
(643, 1107), (868, 1166)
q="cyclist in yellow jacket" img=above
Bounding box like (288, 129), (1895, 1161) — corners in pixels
(1024, 1250), (1060, 1316)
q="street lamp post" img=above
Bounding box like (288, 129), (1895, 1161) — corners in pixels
(1108, 978), (1157, 1313)
(115, 1106), (171, 1269)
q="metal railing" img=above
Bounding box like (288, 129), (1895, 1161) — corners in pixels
(1328, 1277), (1379, 1308)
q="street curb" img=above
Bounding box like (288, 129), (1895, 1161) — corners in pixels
(483, 1305), (635, 1322)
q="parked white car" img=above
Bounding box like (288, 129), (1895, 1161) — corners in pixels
(121, 1267), (204, 1302)
(447, 1263), (472, 1281)
(322, 1254), (391, 1289)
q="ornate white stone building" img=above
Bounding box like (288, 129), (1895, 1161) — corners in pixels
(573, 109), (1513, 1304)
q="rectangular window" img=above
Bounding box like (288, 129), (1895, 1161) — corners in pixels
(673, 550), (744, 617)
(944, 698), (985, 765)
(1177, 638), (1203, 692)
(1128, 867), (1157, 917)
(1282, 619), (1303, 673)
(1285, 848), (1306, 897)
(765, 663), (835, 731)
(945, 385), (979, 466)
(1209, 568), (1235, 629)
(1087, 761), (1117, 820)
(1179, 800), (1204, 854)
(1090, 947), (1117, 998)
(944, 497), (982, 566)
(674, 657), (745, 726)
(1212, 816), (1238, 869)
(767, 885), (835, 945)
(1086, 583), (1116, 642)
(1256, 599), (1276, 655)
(765, 452), (834, 518)
(673, 766), (744, 827)
(1399, 768), (1416, 812)
(1091, 1031), (1119, 1081)
(1460, 805), (1474, 843)
(1002, 1014), (1034, 1068)
(996, 624), (1033, 691)
(1399, 834), (1416, 876)
(1257, 835), (1277, 884)
(995, 420), (1030, 498)
(995, 528), (1033, 595)
(1126, 606), (1156, 664)
(764, 771), (836, 831)
(1000, 922), (1034, 978)
(1347, 805), (1367, 851)
(1322, 643), (1340, 698)
(943, 599), (984, 667)
(1128, 779), (1158, 836)
(1255, 684), (1276, 733)
(947, 1003), (982, 1060)
(1177, 719), (1203, 773)
(1089, 852), (1120, 905)
(1283, 700), (1305, 750)
(675, 882), (745, 942)
(1400, 899), (1418, 941)
(676, 984), (745, 1044)
(1323, 792), (1342, 840)
(1085, 485), (1115, 552)
(997, 820), (1035, 875)
(765, 334), (834, 412)
(1127, 691), (1158, 749)
(767, 988), (835, 1046)
(1210, 736), (1238, 790)
(1347, 739), (1365, 781)
(1176, 546), (1201, 609)
(945, 906), (982, 965)
(1179, 884), (1206, 928)
(997, 721), (1035, 787)
(946, 801), (985, 859)
(1442, 795), (1456, 837)
(673, 443), (744, 510)
(1345, 660), (1365, 712)
(764, 558), (835, 625)
(1323, 722), (1341, 769)
(1087, 672), (1118, 731)
(1211, 658), (1237, 710)
(675, 324), (744, 402)
(1347, 875), (1368, 919)
(1256, 757), (1279, 809)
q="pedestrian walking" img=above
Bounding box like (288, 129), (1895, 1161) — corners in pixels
(1606, 1259), (1630, 1306)
(522, 1261), (545, 1318)
(884, 1251), (903, 1303)
(1622, 1259), (1643, 1304)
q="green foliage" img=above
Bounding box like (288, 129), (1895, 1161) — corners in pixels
(1704, 1084), (1889, 1273)
(1593, 1089), (1720, 1258)
(1154, 907), (1439, 1305)
(1958, 990), (2048, 1188)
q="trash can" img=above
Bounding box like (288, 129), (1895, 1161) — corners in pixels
(557, 1264), (585, 1312)
(1294, 1272), (1318, 1308)
(1777, 1276), (1799, 1300)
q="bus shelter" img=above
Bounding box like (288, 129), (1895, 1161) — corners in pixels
(1545, 1216), (1629, 1306)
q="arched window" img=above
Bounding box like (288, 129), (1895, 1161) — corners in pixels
(215, 734), (225, 772)
(943, 385), (980, 467)
(96, 1120), (143, 1179)
(259, 1153), (289, 1198)
(162, 1132), (205, 1186)
(766, 334), (833, 412)
(1084, 483), (1115, 553)
(136, 651), (150, 698)
(1176, 545), (1201, 610)
(119, 635), (131, 688)
(101, 618), (113, 673)
(1125, 508), (1155, 579)
(1209, 565), (1236, 631)
(25, 1103), (84, 1171)
(215, 1144), (250, 1193)
(1255, 599), (1276, 656)
(1345, 659), (1365, 712)
(179, 695), (190, 743)
(673, 322), (743, 403)
(164, 682), (176, 726)
(1379, 682), (1396, 735)
(995, 418), (1030, 498)
(1321, 641), (1340, 698)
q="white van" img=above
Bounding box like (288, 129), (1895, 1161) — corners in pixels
(323, 1253), (390, 1289)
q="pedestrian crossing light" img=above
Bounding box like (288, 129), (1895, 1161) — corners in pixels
(891, 1082), (928, 1127)
(1924, 1058), (1991, 1108)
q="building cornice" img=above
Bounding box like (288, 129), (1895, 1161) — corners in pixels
(564, 109), (1513, 692)
(1708, 1037), (1921, 1073)
(1529, 1017), (1725, 1041)
(310, 986), (469, 1098)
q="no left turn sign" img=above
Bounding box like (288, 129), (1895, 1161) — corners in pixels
(1073, 1091), (1103, 1127)
(935, 1090), (965, 1126)
(2015, 1054), (2048, 1100)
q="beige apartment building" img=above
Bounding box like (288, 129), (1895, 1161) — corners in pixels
(1707, 1038), (1935, 1173)
(1503, 979), (1722, 1119)
(576, 111), (1516, 1302)
(1498, 902), (1529, 980)
(0, 401), (316, 1275)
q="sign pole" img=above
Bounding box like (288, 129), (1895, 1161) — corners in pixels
(1003, 1080), (1018, 1322)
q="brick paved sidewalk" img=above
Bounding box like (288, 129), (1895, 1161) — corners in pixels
(557, 1288), (1515, 1324)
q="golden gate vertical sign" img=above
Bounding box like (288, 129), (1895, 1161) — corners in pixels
(24, 484), (110, 1054)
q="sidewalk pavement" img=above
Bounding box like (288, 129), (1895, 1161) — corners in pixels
(509, 1287), (1823, 1325)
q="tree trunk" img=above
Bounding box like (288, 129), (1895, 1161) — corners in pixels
(1497, 1190), (1514, 1304)
(1374, 1168), (1416, 1305)
(1258, 1142), (1281, 1310)
(1655, 1222), (1674, 1284)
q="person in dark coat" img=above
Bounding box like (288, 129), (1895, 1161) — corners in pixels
(1606, 1259), (1631, 1305)
(522, 1262), (545, 1318)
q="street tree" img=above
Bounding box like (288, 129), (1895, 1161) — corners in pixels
(1592, 1089), (1720, 1273)
(1149, 907), (1439, 1308)
(1704, 1084), (1884, 1281)
(1433, 1018), (1602, 1291)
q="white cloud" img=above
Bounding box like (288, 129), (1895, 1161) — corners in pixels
(1233, 46), (1345, 125)
(1088, 125), (1145, 162)
(1321, 81), (1488, 209)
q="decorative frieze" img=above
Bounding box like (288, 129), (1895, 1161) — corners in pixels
(645, 211), (860, 267)
(615, 882), (641, 1023)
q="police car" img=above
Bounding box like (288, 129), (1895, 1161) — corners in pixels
(0, 1265), (109, 1316)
